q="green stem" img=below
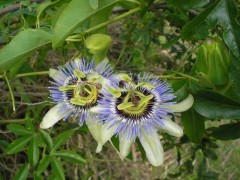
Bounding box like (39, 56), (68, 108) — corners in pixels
(15, 71), (49, 78)
(177, 72), (199, 82)
(0, 71), (50, 79)
(4, 73), (16, 111)
(0, 119), (26, 124)
(85, 6), (141, 34)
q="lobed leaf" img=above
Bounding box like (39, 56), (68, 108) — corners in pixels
(208, 123), (240, 141)
(6, 136), (33, 154)
(51, 156), (65, 180)
(182, 109), (205, 144)
(0, 28), (52, 70)
(7, 124), (33, 136)
(52, 0), (117, 48)
(13, 164), (29, 180)
(167, 0), (209, 9)
(50, 129), (74, 154)
(193, 91), (240, 119)
(28, 135), (40, 167)
(37, 155), (51, 175)
(40, 129), (53, 152)
(181, 0), (240, 59)
(53, 150), (86, 164)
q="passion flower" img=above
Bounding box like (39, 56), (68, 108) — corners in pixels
(92, 73), (194, 166)
(40, 58), (114, 129)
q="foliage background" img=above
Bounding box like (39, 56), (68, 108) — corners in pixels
(0, 0), (240, 179)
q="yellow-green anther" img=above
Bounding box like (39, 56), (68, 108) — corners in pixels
(59, 85), (77, 91)
(121, 74), (132, 82)
(136, 82), (156, 89)
(74, 69), (86, 79)
(108, 87), (121, 98)
(88, 74), (101, 82)
(70, 98), (87, 106)
(117, 102), (135, 110)
(138, 94), (154, 106)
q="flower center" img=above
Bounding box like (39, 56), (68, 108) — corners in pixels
(59, 70), (101, 107)
(117, 91), (153, 116)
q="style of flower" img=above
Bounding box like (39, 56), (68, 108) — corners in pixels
(92, 73), (194, 166)
(40, 59), (114, 132)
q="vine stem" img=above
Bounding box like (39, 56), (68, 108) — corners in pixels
(67, 6), (141, 40)
(4, 73), (16, 111)
(86, 6), (141, 34)
(0, 71), (49, 79)
(0, 119), (26, 124)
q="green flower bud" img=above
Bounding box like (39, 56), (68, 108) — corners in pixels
(85, 34), (112, 63)
(196, 37), (231, 86)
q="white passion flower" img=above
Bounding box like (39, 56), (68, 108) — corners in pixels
(40, 58), (115, 131)
(93, 73), (194, 166)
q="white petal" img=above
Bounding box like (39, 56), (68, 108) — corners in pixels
(161, 117), (183, 137)
(49, 68), (60, 81)
(119, 136), (134, 159)
(40, 103), (65, 129)
(87, 117), (116, 153)
(95, 58), (109, 71)
(140, 131), (164, 166)
(89, 106), (105, 114)
(164, 94), (194, 112)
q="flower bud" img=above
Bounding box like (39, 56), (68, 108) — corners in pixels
(85, 34), (112, 63)
(196, 37), (231, 86)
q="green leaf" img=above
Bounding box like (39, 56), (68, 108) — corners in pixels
(6, 136), (33, 154)
(37, 155), (51, 175)
(13, 164), (29, 180)
(89, 0), (98, 9)
(28, 135), (40, 167)
(7, 124), (33, 136)
(51, 156), (65, 180)
(181, 0), (240, 59)
(0, 28), (52, 70)
(193, 91), (240, 119)
(33, 172), (43, 180)
(52, 0), (117, 48)
(208, 123), (240, 141)
(171, 79), (188, 102)
(50, 129), (74, 154)
(52, 150), (86, 164)
(182, 109), (205, 144)
(40, 129), (53, 152)
(226, 58), (240, 102)
(167, 0), (209, 9)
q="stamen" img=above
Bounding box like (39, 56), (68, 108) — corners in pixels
(135, 82), (156, 89)
(74, 69), (86, 79)
(70, 98), (87, 106)
(108, 87), (121, 98)
(59, 85), (77, 91)
(117, 102), (135, 110)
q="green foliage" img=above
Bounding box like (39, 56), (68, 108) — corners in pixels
(208, 123), (240, 141)
(0, 29), (52, 70)
(182, 109), (205, 143)
(52, 0), (117, 48)
(0, 0), (240, 179)
(193, 91), (240, 119)
(181, 0), (240, 59)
